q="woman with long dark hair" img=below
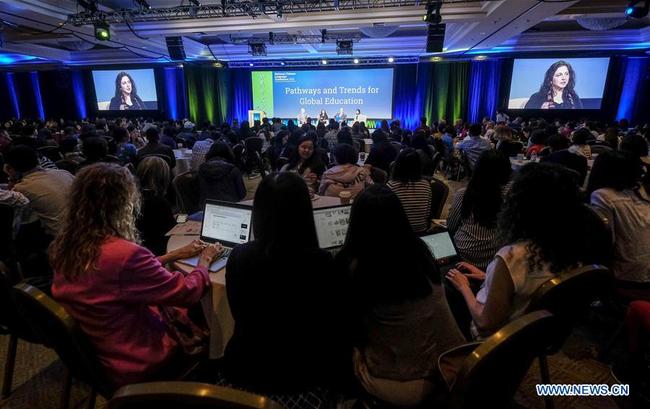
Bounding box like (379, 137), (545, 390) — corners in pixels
(281, 134), (326, 192)
(447, 151), (512, 271)
(222, 172), (348, 408)
(524, 61), (583, 109)
(109, 72), (146, 110)
(387, 148), (432, 233)
(336, 185), (463, 406)
(447, 162), (605, 338)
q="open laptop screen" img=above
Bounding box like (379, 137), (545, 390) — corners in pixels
(201, 201), (253, 247)
(421, 232), (458, 260)
(313, 205), (352, 249)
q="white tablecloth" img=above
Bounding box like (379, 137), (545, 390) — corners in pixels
(173, 149), (192, 176)
(167, 234), (233, 359)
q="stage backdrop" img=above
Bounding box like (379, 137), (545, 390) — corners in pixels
(0, 56), (648, 126)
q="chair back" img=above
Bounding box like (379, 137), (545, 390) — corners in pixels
(589, 144), (614, 155)
(108, 382), (284, 409)
(448, 311), (558, 409)
(430, 177), (450, 219)
(55, 159), (79, 175)
(244, 137), (263, 155)
(0, 263), (42, 341)
(172, 171), (200, 214)
(11, 283), (115, 397)
(369, 167), (388, 184)
(37, 146), (63, 163)
(527, 265), (613, 324)
(0, 203), (15, 263)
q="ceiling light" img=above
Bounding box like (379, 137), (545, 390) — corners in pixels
(353, 58), (359, 64)
(94, 21), (110, 41)
(280, 61), (285, 66)
(249, 62), (254, 67)
(625, 1), (649, 18)
(321, 59), (328, 65)
(388, 57), (394, 63)
(423, 1), (443, 24)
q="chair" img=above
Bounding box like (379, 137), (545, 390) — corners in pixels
(11, 283), (115, 409)
(243, 137), (267, 177)
(108, 382), (284, 409)
(369, 167), (388, 184)
(37, 146), (63, 163)
(430, 177), (450, 219)
(390, 140), (402, 152)
(55, 159), (80, 175)
(589, 143), (614, 155)
(0, 263), (46, 398)
(526, 265), (613, 409)
(173, 171), (201, 214)
(441, 310), (559, 409)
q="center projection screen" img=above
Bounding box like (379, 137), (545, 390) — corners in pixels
(251, 68), (394, 120)
(508, 57), (610, 110)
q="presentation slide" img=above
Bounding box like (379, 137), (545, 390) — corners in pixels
(252, 68), (394, 120)
(92, 68), (158, 111)
(508, 57), (610, 110)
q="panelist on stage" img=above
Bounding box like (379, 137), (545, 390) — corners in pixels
(335, 108), (347, 124)
(319, 109), (329, 124)
(297, 107), (308, 125)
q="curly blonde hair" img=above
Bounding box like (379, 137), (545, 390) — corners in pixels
(50, 163), (141, 279)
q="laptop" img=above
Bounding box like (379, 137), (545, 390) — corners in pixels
(180, 200), (253, 272)
(312, 204), (352, 250)
(420, 231), (461, 274)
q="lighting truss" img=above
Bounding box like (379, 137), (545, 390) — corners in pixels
(67, 0), (479, 25)
(228, 55), (419, 68)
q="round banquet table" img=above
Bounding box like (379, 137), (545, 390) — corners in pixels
(173, 149), (192, 176)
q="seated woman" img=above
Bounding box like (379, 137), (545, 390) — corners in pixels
(222, 172), (348, 407)
(447, 151), (511, 271)
(280, 134), (326, 193)
(446, 162), (604, 338)
(135, 156), (176, 256)
(336, 185), (464, 406)
(50, 163), (222, 388)
(198, 141), (247, 205)
(319, 143), (372, 200)
(526, 129), (548, 158)
(568, 128), (593, 159)
(387, 148), (432, 234)
(588, 151), (650, 287)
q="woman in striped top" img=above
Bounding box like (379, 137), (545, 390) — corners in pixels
(387, 148), (432, 234)
(447, 151), (512, 271)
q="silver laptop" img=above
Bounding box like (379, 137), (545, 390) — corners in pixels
(420, 231), (460, 273)
(313, 205), (352, 250)
(180, 200), (253, 271)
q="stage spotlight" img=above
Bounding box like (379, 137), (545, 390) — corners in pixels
(249, 42), (267, 56)
(423, 1), (443, 24)
(249, 62), (254, 67)
(336, 40), (353, 55)
(625, 1), (649, 18)
(280, 61), (285, 66)
(189, 0), (201, 6)
(321, 59), (328, 65)
(276, 4), (283, 18)
(388, 57), (394, 63)
(353, 58), (359, 64)
(94, 21), (110, 40)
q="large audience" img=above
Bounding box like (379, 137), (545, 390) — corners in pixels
(1, 112), (649, 407)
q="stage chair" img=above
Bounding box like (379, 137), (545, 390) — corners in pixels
(439, 310), (559, 409)
(108, 382), (284, 409)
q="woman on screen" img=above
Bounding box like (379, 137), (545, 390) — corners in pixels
(524, 61), (583, 110)
(109, 72), (146, 111)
